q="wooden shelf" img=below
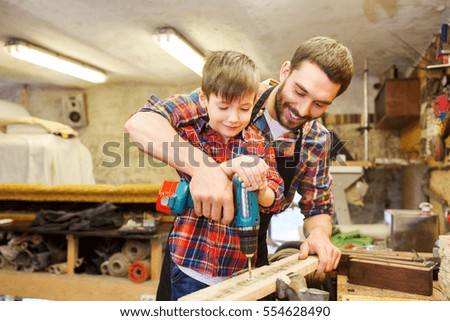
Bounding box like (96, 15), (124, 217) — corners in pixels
(0, 183), (161, 203)
(0, 270), (157, 300)
(0, 183), (170, 300)
(427, 63), (450, 69)
(0, 222), (172, 300)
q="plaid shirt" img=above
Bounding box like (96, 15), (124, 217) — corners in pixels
(139, 79), (334, 218)
(249, 80), (334, 216)
(138, 92), (285, 277)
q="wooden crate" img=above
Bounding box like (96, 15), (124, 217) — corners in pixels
(375, 78), (421, 129)
(348, 257), (434, 296)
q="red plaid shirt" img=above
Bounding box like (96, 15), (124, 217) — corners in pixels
(139, 80), (334, 218)
(139, 94), (285, 277)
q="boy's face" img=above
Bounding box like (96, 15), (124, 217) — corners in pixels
(199, 91), (255, 142)
(275, 60), (341, 131)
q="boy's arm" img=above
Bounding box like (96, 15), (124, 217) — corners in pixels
(260, 143), (285, 214)
(219, 142), (285, 214)
(256, 182), (275, 208)
(124, 103), (235, 223)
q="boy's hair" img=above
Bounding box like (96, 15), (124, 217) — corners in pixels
(201, 50), (260, 102)
(290, 36), (354, 97)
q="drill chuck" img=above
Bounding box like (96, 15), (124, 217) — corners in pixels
(237, 226), (259, 256)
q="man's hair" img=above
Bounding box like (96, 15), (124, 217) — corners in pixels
(290, 36), (354, 97)
(202, 50), (260, 102)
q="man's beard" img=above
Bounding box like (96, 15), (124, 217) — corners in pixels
(274, 82), (312, 131)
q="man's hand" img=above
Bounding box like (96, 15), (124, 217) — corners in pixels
(299, 214), (341, 275)
(190, 165), (234, 223)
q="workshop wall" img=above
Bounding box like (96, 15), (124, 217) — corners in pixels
(326, 123), (402, 161)
(408, 37), (450, 233)
(0, 82), (199, 185)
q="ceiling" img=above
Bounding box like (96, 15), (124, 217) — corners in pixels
(0, 0), (449, 89)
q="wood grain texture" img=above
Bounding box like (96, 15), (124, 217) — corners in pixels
(0, 270), (157, 300)
(348, 258), (434, 296)
(179, 254), (318, 301)
(338, 275), (445, 301)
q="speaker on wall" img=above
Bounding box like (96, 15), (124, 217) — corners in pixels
(61, 93), (88, 128)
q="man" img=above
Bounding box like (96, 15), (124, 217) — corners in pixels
(125, 36), (354, 299)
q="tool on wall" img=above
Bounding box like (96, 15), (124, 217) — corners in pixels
(156, 176), (260, 279)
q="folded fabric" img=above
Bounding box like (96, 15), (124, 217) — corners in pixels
(0, 116), (78, 138)
(31, 202), (123, 231)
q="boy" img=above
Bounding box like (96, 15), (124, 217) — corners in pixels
(137, 51), (284, 300)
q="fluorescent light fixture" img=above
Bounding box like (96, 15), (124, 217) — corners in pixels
(153, 27), (205, 76)
(4, 39), (107, 83)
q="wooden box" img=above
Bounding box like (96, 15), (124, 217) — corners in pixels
(348, 258), (434, 296)
(375, 78), (421, 129)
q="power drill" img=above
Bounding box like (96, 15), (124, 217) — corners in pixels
(156, 176), (260, 278)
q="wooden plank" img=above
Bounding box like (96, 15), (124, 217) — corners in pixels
(338, 249), (435, 275)
(0, 183), (161, 203)
(150, 238), (163, 280)
(66, 234), (79, 275)
(347, 255), (434, 268)
(0, 212), (36, 221)
(179, 254), (318, 301)
(0, 270), (157, 300)
(331, 160), (372, 167)
(348, 258), (434, 296)
(338, 275), (445, 301)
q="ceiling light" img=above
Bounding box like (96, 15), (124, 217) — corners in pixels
(4, 39), (107, 84)
(153, 27), (205, 76)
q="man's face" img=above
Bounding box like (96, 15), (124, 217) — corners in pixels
(274, 61), (341, 131)
(200, 91), (255, 142)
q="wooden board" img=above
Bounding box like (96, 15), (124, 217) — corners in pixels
(0, 270), (157, 300)
(0, 183), (161, 203)
(348, 258), (434, 296)
(338, 249), (434, 275)
(179, 255), (318, 301)
(338, 275), (445, 301)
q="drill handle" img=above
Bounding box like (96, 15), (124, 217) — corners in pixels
(233, 176), (260, 228)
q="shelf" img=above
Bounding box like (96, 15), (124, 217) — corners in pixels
(427, 63), (450, 70)
(0, 270), (157, 300)
(0, 222), (172, 300)
(0, 183), (161, 203)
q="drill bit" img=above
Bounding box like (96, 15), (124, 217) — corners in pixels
(247, 255), (253, 280)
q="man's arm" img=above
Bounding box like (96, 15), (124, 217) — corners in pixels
(299, 214), (340, 275)
(124, 112), (235, 223)
(296, 122), (340, 275)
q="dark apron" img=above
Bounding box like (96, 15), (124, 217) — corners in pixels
(251, 87), (302, 267)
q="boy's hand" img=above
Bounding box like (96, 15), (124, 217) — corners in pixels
(220, 155), (269, 191)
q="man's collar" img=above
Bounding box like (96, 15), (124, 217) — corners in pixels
(264, 106), (292, 140)
(263, 101), (302, 142)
